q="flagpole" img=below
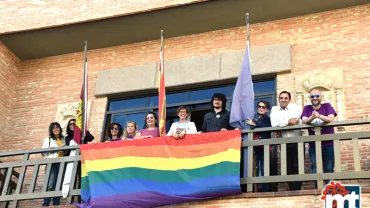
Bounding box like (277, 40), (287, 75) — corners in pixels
(160, 30), (164, 55)
(82, 41), (88, 143)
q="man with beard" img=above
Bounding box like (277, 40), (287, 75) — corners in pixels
(201, 93), (234, 132)
(301, 88), (336, 187)
(270, 91), (302, 190)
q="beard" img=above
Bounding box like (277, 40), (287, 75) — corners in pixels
(213, 105), (222, 109)
(311, 100), (321, 106)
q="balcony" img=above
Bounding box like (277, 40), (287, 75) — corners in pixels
(0, 119), (369, 207)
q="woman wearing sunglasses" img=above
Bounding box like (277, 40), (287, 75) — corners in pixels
(65, 119), (95, 146)
(106, 122), (124, 142)
(246, 100), (272, 192)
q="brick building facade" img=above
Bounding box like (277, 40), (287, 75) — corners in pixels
(1, 0), (370, 207)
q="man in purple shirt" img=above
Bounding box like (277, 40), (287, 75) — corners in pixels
(301, 88), (337, 187)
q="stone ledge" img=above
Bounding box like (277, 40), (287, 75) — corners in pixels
(95, 43), (291, 97)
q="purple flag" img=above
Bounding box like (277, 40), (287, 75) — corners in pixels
(230, 46), (254, 129)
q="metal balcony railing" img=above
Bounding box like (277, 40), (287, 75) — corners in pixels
(0, 146), (81, 207)
(241, 119), (370, 192)
(0, 119), (369, 207)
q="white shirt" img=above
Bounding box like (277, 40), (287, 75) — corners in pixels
(167, 121), (197, 136)
(270, 103), (302, 137)
(41, 137), (64, 158)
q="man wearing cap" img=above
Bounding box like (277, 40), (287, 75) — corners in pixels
(201, 93), (234, 132)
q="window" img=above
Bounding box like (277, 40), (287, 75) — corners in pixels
(102, 79), (276, 141)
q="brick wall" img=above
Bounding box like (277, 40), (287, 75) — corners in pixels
(0, 0), (207, 34)
(2, 4), (369, 151)
(0, 42), (20, 145)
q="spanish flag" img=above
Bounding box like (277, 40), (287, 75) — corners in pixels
(74, 42), (88, 144)
(158, 31), (166, 136)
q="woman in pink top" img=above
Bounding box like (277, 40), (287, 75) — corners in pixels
(136, 112), (160, 138)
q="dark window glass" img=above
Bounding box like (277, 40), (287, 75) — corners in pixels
(167, 92), (187, 104)
(150, 92), (188, 106)
(189, 86), (229, 101)
(253, 80), (275, 94)
(105, 79), (276, 138)
(149, 96), (158, 106)
(109, 97), (148, 111)
(230, 80), (275, 97)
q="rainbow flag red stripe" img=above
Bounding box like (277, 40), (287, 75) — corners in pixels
(79, 131), (242, 208)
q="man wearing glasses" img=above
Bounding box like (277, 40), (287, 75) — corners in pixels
(301, 88), (336, 187)
(270, 91), (302, 191)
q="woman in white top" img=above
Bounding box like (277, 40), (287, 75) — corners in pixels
(167, 106), (197, 139)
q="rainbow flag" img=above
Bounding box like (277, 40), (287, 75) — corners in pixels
(80, 131), (242, 207)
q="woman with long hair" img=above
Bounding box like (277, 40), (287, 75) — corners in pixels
(41, 122), (65, 206)
(65, 119), (94, 146)
(136, 112), (160, 138)
(106, 122), (124, 142)
(122, 121), (138, 140)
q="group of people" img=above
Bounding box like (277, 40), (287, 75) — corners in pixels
(40, 89), (336, 206)
(107, 93), (235, 142)
(40, 93), (233, 206)
(249, 88), (336, 192)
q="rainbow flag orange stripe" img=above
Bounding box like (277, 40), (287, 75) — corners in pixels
(79, 131), (242, 208)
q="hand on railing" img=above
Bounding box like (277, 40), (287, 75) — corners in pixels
(288, 118), (298, 125)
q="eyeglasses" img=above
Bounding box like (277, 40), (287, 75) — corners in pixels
(258, 105), (266, 109)
(179, 110), (187, 114)
(310, 94), (320, 99)
(69, 123), (76, 126)
(111, 127), (119, 131)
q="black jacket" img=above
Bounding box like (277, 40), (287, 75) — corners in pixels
(202, 110), (233, 132)
(250, 114), (272, 139)
(63, 131), (94, 156)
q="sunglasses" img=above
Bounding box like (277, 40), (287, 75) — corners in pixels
(111, 127), (119, 131)
(258, 105), (266, 109)
(310, 94), (320, 99)
(69, 123), (76, 126)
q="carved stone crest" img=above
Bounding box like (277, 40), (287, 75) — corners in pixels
(295, 69), (345, 131)
(302, 73), (334, 92)
(54, 101), (92, 133)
